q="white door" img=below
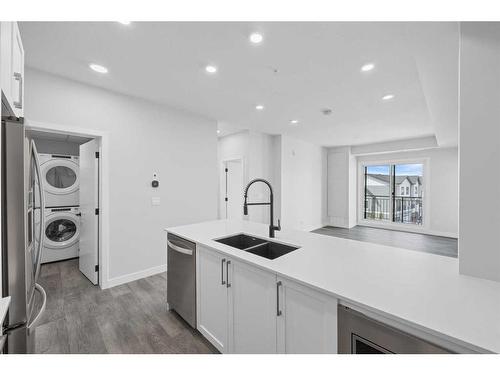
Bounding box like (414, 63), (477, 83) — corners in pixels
(277, 277), (338, 353)
(222, 160), (243, 220)
(197, 246), (229, 353)
(78, 139), (100, 284)
(228, 259), (277, 353)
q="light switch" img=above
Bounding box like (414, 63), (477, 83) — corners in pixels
(151, 197), (161, 206)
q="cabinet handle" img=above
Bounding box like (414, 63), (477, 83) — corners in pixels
(13, 72), (23, 109)
(221, 258), (226, 285)
(276, 281), (282, 316)
(226, 260), (231, 288)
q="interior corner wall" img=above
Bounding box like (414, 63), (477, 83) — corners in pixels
(459, 22), (500, 282)
(280, 135), (325, 231)
(24, 68), (218, 284)
(326, 146), (357, 228)
(217, 130), (280, 224)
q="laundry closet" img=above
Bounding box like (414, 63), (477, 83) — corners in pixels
(31, 130), (100, 284)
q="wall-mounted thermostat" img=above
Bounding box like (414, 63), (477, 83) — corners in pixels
(152, 172), (160, 188)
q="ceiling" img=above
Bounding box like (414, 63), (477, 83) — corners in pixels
(19, 22), (459, 147)
(30, 129), (93, 145)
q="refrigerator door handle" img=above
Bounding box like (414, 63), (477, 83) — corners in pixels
(27, 283), (47, 333)
(31, 140), (45, 282)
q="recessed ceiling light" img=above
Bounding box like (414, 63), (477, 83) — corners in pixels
(118, 21), (131, 25)
(205, 65), (217, 74)
(382, 94), (395, 101)
(89, 63), (108, 74)
(249, 32), (264, 44)
(217, 129), (221, 134)
(290, 119), (299, 125)
(255, 104), (264, 111)
(361, 63), (375, 72)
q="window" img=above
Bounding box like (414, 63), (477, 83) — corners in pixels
(364, 163), (423, 225)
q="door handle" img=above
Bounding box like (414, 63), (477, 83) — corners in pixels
(276, 281), (282, 316)
(27, 283), (47, 333)
(32, 141), (45, 282)
(167, 240), (193, 256)
(13, 72), (23, 109)
(221, 258), (226, 285)
(226, 260), (231, 288)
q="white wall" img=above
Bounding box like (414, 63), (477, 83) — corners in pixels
(281, 135), (326, 231)
(326, 146), (357, 228)
(357, 147), (459, 237)
(459, 23), (500, 282)
(217, 130), (280, 224)
(25, 68), (218, 285)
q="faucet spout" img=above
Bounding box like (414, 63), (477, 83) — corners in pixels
(243, 178), (281, 238)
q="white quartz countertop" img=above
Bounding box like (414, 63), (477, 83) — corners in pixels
(166, 219), (500, 353)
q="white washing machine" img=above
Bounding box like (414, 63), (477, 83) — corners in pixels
(39, 153), (80, 207)
(41, 207), (81, 263)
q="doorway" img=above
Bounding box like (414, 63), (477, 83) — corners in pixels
(220, 159), (244, 220)
(26, 122), (105, 287)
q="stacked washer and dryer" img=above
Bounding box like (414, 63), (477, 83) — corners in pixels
(39, 153), (81, 263)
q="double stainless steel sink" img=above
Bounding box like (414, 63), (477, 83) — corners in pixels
(214, 233), (300, 260)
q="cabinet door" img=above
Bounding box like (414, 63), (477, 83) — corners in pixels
(196, 246), (229, 353)
(1, 22), (13, 109)
(228, 259), (277, 353)
(10, 22), (24, 118)
(277, 277), (337, 353)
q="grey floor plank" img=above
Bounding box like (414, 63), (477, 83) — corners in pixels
(312, 225), (458, 257)
(35, 259), (217, 354)
(34, 318), (70, 354)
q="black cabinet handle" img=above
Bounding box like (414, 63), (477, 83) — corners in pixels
(226, 260), (231, 288)
(221, 258), (226, 285)
(276, 281), (282, 316)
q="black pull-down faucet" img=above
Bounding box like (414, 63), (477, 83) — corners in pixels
(243, 178), (281, 238)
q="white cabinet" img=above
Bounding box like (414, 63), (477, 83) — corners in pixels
(197, 246), (278, 353)
(228, 259), (277, 353)
(196, 246), (338, 354)
(196, 246), (229, 353)
(1, 22), (24, 118)
(277, 276), (338, 353)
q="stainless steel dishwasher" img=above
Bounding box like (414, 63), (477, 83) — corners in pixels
(167, 233), (197, 328)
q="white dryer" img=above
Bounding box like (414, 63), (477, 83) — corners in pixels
(39, 153), (80, 207)
(41, 207), (80, 263)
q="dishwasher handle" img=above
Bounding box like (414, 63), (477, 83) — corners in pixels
(167, 240), (193, 256)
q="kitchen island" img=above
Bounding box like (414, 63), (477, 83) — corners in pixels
(166, 219), (500, 354)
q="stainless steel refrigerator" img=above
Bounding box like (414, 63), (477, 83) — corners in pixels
(1, 114), (46, 354)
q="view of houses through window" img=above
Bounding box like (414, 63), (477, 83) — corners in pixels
(364, 163), (424, 225)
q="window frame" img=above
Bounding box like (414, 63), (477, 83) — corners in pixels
(358, 157), (429, 233)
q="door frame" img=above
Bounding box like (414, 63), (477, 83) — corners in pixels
(25, 119), (109, 289)
(219, 157), (245, 220)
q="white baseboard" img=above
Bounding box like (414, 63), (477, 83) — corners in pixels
(103, 264), (167, 289)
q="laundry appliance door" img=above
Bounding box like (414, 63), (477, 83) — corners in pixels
(42, 158), (79, 196)
(44, 212), (80, 249)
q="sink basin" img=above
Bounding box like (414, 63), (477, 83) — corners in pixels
(214, 233), (300, 260)
(214, 233), (267, 250)
(244, 241), (300, 260)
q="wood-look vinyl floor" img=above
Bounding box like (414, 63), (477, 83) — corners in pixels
(34, 259), (218, 354)
(312, 225), (458, 258)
